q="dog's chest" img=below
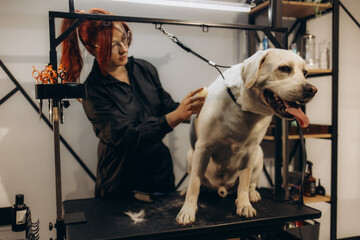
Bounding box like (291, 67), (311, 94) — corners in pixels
(203, 117), (271, 188)
(203, 142), (258, 189)
(221, 115), (271, 145)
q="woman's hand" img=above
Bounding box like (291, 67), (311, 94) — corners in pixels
(166, 87), (206, 129)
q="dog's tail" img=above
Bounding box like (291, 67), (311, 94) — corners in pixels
(218, 186), (228, 198)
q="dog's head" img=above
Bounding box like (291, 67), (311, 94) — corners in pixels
(240, 49), (317, 127)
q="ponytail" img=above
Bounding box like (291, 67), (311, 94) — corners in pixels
(60, 17), (83, 83)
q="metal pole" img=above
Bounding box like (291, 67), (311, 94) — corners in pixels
(282, 22), (289, 199)
(49, 9), (62, 220)
(274, 117), (282, 195)
(53, 104), (62, 220)
(49, 11), (65, 240)
(69, 0), (75, 13)
(331, 0), (339, 239)
(268, 0), (282, 28)
(49, 15), (58, 75)
(49, 11), (287, 33)
(282, 119), (289, 199)
(269, 0), (285, 197)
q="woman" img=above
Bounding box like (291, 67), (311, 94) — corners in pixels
(60, 9), (205, 198)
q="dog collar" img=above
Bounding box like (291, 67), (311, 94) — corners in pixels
(227, 87), (238, 104)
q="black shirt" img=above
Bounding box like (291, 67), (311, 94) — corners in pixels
(83, 57), (179, 197)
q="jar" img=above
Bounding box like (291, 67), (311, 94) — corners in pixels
(301, 33), (316, 68)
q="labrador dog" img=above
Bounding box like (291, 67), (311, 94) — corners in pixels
(176, 49), (317, 225)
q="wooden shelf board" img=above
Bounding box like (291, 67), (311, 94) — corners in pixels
(304, 195), (331, 204)
(249, 1), (332, 19)
(263, 133), (332, 141)
(308, 69), (332, 76)
(249, 1), (270, 16)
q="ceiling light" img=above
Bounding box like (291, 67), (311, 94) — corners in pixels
(112, 0), (253, 12)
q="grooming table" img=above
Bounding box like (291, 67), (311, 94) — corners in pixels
(63, 191), (321, 240)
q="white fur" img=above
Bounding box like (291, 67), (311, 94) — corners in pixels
(176, 49), (316, 225)
(125, 210), (146, 224)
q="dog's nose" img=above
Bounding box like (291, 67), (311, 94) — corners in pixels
(304, 84), (318, 98)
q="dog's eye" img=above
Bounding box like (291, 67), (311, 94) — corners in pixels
(303, 70), (308, 77)
(278, 66), (292, 73)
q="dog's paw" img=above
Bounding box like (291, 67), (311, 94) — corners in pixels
(176, 203), (197, 225)
(249, 189), (261, 202)
(235, 200), (257, 218)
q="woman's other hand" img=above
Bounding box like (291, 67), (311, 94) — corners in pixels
(166, 87), (206, 129)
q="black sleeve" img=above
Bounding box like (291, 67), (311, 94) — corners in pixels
(139, 59), (179, 114)
(82, 87), (173, 151)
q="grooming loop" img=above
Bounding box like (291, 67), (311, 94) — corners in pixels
(155, 24), (178, 43)
(155, 24), (231, 79)
(202, 25), (209, 32)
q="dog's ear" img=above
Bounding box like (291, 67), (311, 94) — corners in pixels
(241, 50), (269, 89)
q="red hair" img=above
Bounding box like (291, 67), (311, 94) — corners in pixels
(60, 8), (132, 82)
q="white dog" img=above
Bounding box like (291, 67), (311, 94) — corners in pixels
(176, 49), (317, 225)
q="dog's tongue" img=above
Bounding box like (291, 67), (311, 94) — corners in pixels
(283, 100), (309, 128)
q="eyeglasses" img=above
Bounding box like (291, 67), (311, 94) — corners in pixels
(111, 31), (130, 54)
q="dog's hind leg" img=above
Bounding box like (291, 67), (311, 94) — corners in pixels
(249, 147), (263, 203)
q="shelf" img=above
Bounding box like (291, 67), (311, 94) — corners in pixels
(249, 1), (332, 19)
(308, 69), (332, 75)
(264, 134), (331, 141)
(304, 195), (331, 204)
(264, 124), (332, 140)
(248, 2), (338, 239)
(308, 69), (332, 77)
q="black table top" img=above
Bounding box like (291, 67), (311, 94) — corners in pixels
(63, 191), (321, 240)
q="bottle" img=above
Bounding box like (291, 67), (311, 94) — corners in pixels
(316, 179), (326, 196)
(262, 37), (269, 50)
(11, 194), (28, 232)
(304, 161), (316, 197)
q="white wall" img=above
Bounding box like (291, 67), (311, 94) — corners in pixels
(0, 0), (247, 239)
(305, 0), (360, 239)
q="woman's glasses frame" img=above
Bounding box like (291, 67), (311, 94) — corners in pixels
(111, 31), (130, 54)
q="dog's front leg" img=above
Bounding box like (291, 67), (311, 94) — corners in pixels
(176, 144), (211, 225)
(235, 167), (257, 218)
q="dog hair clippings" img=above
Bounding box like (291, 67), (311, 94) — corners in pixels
(124, 210), (146, 224)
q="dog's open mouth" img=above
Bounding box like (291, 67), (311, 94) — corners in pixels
(263, 89), (309, 128)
